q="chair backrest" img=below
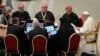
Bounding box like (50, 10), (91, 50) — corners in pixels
(77, 18), (83, 27)
(32, 35), (47, 54)
(67, 33), (80, 53)
(4, 34), (19, 54)
(97, 21), (100, 56)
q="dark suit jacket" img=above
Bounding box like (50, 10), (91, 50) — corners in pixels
(35, 11), (55, 24)
(56, 17), (75, 51)
(62, 12), (79, 26)
(7, 25), (29, 54)
(12, 11), (31, 21)
(29, 26), (48, 41)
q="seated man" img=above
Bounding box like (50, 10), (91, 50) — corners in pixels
(0, 6), (12, 25)
(80, 11), (97, 42)
(75, 11), (97, 55)
(62, 4), (79, 26)
(12, 2), (31, 23)
(12, 2), (31, 31)
(29, 18), (49, 41)
(7, 17), (29, 54)
(35, 1), (55, 26)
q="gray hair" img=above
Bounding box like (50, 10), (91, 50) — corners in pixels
(2, 6), (12, 14)
(33, 18), (39, 28)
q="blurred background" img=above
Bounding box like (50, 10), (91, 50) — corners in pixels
(1, 0), (100, 24)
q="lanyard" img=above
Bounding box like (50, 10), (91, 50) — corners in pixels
(41, 11), (47, 20)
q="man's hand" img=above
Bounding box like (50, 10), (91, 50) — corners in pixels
(44, 19), (52, 23)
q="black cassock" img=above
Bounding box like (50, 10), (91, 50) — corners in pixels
(56, 17), (75, 51)
(35, 11), (55, 26)
(62, 12), (79, 26)
(12, 11), (31, 22)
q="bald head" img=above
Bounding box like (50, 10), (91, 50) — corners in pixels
(65, 5), (72, 15)
(17, 2), (24, 12)
(41, 2), (48, 13)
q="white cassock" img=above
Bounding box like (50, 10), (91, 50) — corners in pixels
(80, 16), (96, 42)
(71, 16), (97, 55)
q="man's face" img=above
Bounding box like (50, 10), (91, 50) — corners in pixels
(18, 6), (24, 12)
(82, 14), (88, 21)
(66, 7), (72, 15)
(41, 5), (48, 13)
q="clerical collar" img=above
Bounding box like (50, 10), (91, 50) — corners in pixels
(41, 11), (47, 20)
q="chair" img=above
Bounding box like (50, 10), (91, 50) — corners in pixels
(62, 33), (81, 56)
(83, 22), (99, 56)
(4, 34), (19, 55)
(32, 35), (48, 56)
(77, 18), (83, 27)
